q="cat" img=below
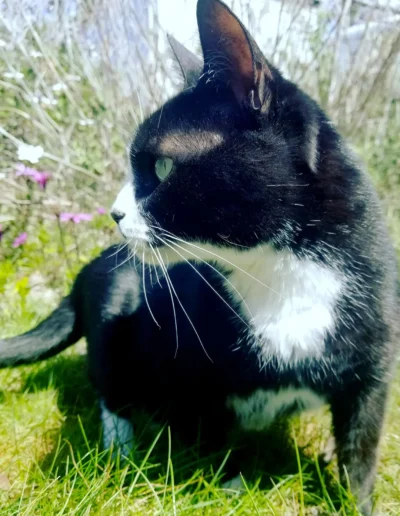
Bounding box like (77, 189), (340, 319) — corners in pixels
(1, 0), (399, 513)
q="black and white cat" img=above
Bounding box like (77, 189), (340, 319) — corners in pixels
(1, 0), (399, 513)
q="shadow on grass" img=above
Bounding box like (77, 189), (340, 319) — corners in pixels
(21, 352), (344, 511)
(23, 352), (99, 464)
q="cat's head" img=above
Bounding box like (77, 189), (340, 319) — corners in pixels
(111, 0), (344, 267)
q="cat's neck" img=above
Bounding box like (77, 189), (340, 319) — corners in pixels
(224, 245), (343, 365)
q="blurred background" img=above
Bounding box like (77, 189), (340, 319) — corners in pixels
(0, 0), (399, 316)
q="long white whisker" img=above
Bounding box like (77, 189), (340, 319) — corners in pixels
(151, 228), (281, 299)
(158, 236), (251, 327)
(108, 248), (135, 273)
(150, 243), (179, 357)
(151, 254), (163, 288)
(142, 251), (161, 329)
(133, 240), (139, 271)
(147, 257), (154, 287)
(163, 235), (253, 320)
(154, 248), (213, 363)
(106, 238), (132, 259)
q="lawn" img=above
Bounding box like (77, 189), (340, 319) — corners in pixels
(0, 310), (400, 514)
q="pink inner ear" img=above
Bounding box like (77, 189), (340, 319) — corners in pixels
(214, 5), (253, 78)
(207, 1), (254, 96)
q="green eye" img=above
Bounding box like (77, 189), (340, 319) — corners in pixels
(155, 157), (174, 181)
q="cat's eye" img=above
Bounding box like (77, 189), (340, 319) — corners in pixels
(155, 157), (174, 182)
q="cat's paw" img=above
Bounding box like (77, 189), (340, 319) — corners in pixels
(222, 474), (245, 492)
(100, 400), (134, 463)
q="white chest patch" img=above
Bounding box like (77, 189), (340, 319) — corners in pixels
(224, 246), (342, 364)
(227, 388), (325, 432)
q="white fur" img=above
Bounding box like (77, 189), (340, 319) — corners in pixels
(155, 241), (343, 365)
(226, 387), (325, 432)
(226, 246), (342, 364)
(100, 400), (134, 458)
(111, 182), (149, 241)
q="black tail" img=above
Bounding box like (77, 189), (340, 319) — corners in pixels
(0, 296), (82, 367)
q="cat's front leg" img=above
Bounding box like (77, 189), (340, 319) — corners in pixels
(330, 380), (389, 516)
(100, 399), (134, 459)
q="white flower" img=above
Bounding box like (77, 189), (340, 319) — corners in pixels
(79, 119), (95, 126)
(3, 71), (24, 80)
(0, 39), (7, 48)
(25, 94), (40, 104)
(0, 172), (6, 180)
(30, 50), (43, 58)
(17, 144), (44, 164)
(41, 96), (57, 106)
(52, 82), (67, 92)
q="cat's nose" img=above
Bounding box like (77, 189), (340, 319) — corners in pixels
(111, 209), (126, 224)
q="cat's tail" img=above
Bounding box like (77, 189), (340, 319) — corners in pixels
(0, 296), (81, 367)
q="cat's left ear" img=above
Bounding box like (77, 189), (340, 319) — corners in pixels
(168, 35), (203, 88)
(197, 0), (274, 111)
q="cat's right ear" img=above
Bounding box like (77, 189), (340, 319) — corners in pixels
(196, 0), (275, 112)
(168, 35), (203, 88)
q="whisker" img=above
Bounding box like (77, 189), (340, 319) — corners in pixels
(152, 228), (281, 299)
(133, 241), (139, 271)
(150, 243), (179, 357)
(142, 251), (161, 329)
(106, 238), (132, 259)
(154, 247), (213, 363)
(217, 235), (250, 249)
(162, 235), (254, 321)
(263, 184), (310, 187)
(147, 257), (154, 287)
(151, 254), (163, 288)
(108, 247), (135, 273)
(156, 235), (251, 329)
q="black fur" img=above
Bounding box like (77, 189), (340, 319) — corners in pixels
(0, 1), (398, 514)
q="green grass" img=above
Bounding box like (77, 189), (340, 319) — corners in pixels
(0, 281), (400, 515)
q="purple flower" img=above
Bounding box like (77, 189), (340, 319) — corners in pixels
(16, 163), (51, 189)
(0, 224), (3, 242)
(59, 212), (74, 222)
(97, 207), (106, 215)
(76, 213), (93, 222)
(59, 212), (93, 224)
(12, 232), (27, 248)
(34, 172), (51, 189)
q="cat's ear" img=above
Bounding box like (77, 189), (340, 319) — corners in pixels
(168, 35), (203, 88)
(196, 0), (274, 111)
